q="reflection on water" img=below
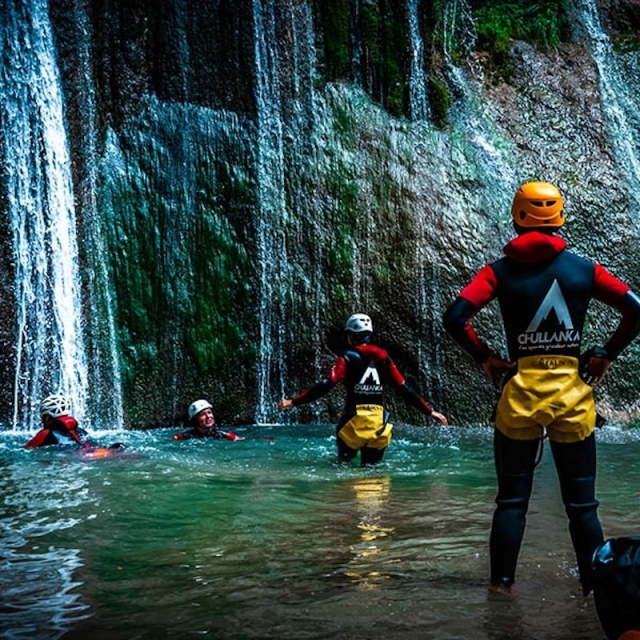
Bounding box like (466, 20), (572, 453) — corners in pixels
(1, 423), (638, 639)
(342, 475), (394, 589)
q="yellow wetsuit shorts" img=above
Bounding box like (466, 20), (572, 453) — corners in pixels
(338, 404), (393, 450)
(495, 355), (597, 443)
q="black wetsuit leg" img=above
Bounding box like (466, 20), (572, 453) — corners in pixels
(490, 428), (540, 586)
(549, 433), (603, 592)
(336, 434), (358, 463)
(360, 446), (385, 466)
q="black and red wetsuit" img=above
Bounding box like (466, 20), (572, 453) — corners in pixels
(24, 415), (86, 448)
(443, 230), (640, 591)
(172, 426), (242, 441)
(291, 343), (434, 464)
(444, 232), (640, 366)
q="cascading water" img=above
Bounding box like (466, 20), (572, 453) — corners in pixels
(70, 2), (124, 429)
(253, 0), (289, 423)
(571, 0), (640, 213)
(407, 0), (430, 122)
(0, 0), (88, 430)
(442, 0), (516, 216)
(351, 0), (362, 86)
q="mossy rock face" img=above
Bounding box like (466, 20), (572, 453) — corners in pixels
(3, 0), (637, 430)
(471, 0), (570, 71)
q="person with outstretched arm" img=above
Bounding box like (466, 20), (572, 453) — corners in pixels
(279, 313), (447, 466)
(443, 181), (640, 595)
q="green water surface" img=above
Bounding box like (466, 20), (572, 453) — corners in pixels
(2, 423), (639, 639)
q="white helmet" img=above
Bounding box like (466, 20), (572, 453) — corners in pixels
(40, 394), (71, 418)
(188, 399), (213, 420)
(345, 313), (373, 333)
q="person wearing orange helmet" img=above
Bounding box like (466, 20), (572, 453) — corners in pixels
(278, 313), (447, 466)
(172, 399), (243, 441)
(443, 181), (640, 595)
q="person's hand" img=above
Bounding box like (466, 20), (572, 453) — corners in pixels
(430, 410), (448, 425)
(482, 353), (516, 388)
(580, 347), (612, 386)
(278, 399), (293, 410)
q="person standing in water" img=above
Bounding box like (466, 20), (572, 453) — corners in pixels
(173, 399), (244, 441)
(25, 394), (88, 448)
(443, 181), (640, 594)
(278, 313), (447, 466)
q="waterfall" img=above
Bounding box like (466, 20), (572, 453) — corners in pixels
(407, 0), (430, 122)
(71, 2), (124, 428)
(442, 0), (516, 215)
(571, 0), (640, 212)
(253, 0), (289, 424)
(0, 0), (88, 429)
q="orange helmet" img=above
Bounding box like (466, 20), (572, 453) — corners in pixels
(511, 181), (565, 229)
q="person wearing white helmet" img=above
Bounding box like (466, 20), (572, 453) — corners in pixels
(279, 313), (447, 466)
(24, 394), (87, 448)
(172, 399), (243, 441)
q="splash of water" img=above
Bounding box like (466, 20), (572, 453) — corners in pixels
(0, 0), (88, 429)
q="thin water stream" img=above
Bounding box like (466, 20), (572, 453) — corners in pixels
(2, 423), (638, 639)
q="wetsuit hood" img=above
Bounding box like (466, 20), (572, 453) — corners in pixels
(503, 231), (566, 265)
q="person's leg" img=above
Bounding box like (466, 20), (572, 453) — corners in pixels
(336, 435), (358, 463)
(360, 446), (385, 466)
(490, 429), (540, 588)
(549, 433), (603, 592)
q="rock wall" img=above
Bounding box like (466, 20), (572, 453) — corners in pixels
(2, 0), (638, 428)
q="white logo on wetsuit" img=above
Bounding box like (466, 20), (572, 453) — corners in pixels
(518, 279), (580, 351)
(358, 365), (381, 385)
(354, 365), (383, 394)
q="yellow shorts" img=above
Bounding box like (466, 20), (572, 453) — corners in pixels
(495, 355), (596, 443)
(338, 404), (393, 450)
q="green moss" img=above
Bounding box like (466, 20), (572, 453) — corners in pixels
(428, 76), (450, 129)
(320, 0), (351, 79)
(613, 35), (640, 54)
(472, 0), (569, 68)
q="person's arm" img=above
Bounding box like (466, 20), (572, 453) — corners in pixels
(593, 266), (640, 359)
(279, 356), (346, 409)
(443, 297), (492, 364)
(443, 266), (515, 386)
(24, 429), (55, 448)
(582, 268), (640, 385)
(388, 360), (448, 424)
(219, 429), (244, 441)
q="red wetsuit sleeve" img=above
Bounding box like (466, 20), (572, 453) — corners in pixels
(387, 360), (405, 385)
(443, 266), (497, 363)
(291, 356), (346, 405)
(458, 265), (499, 308)
(24, 429), (53, 448)
(593, 265), (640, 359)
